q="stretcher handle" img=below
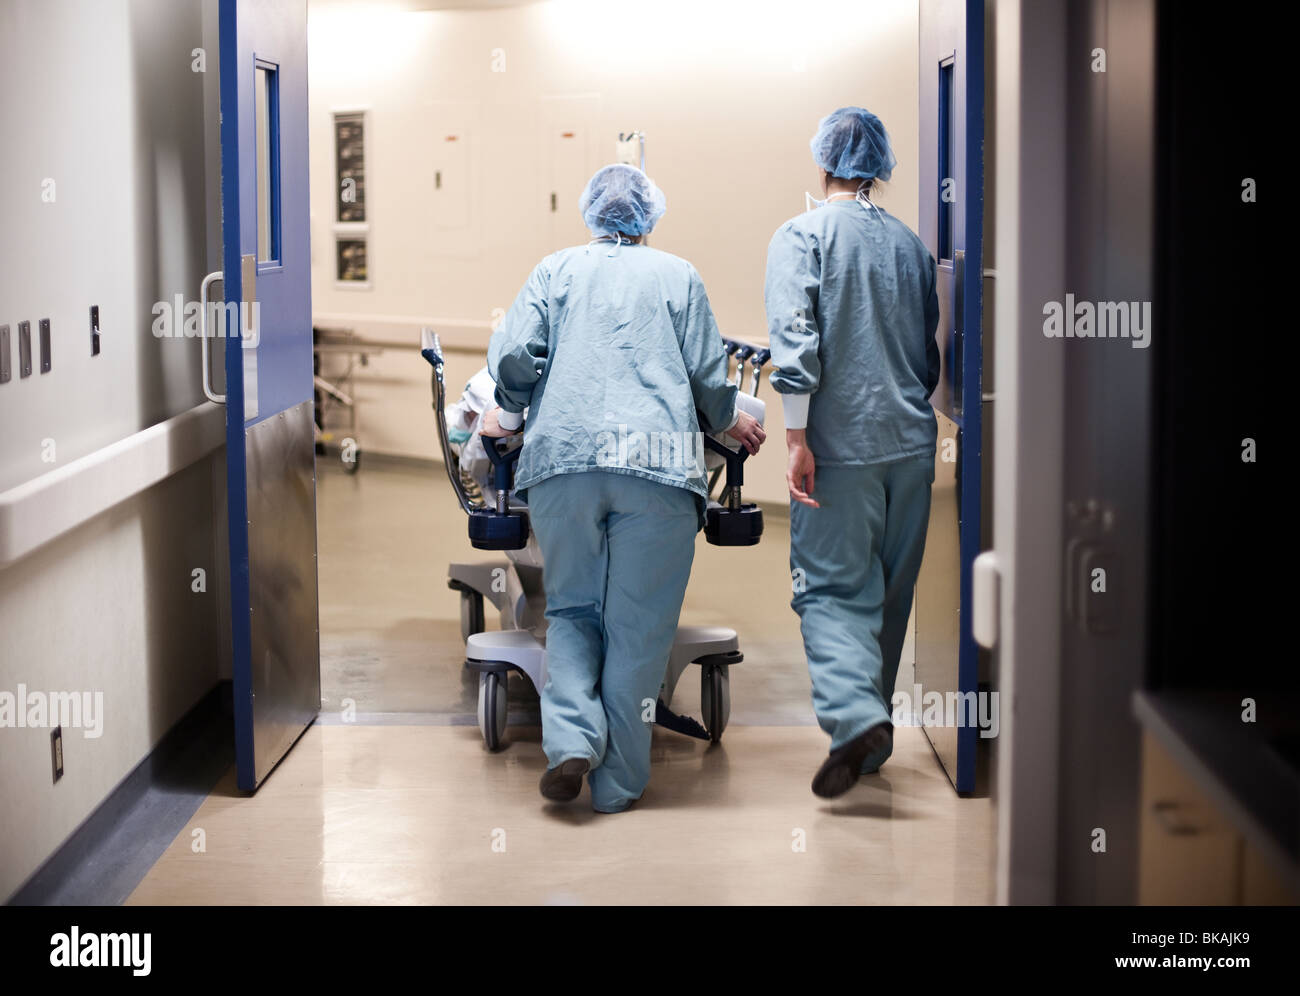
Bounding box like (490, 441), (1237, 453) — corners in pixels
(420, 328), (478, 515)
(481, 434), (524, 515)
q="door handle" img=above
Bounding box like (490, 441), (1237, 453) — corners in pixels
(972, 550), (999, 649)
(200, 270), (226, 404)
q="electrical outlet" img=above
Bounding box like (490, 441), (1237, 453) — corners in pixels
(51, 726), (64, 782)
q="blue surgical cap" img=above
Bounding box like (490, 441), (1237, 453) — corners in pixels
(579, 164), (667, 238)
(810, 107), (897, 182)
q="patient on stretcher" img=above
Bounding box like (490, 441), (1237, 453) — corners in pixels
(446, 365), (764, 508)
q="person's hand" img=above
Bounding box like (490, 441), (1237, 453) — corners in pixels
(479, 407), (518, 438)
(786, 429), (820, 507)
(726, 410), (767, 454)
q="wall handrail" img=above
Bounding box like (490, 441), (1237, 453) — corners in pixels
(0, 402), (226, 568)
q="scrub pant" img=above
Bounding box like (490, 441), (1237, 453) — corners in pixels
(528, 471), (699, 812)
(789, 454), (934, 772)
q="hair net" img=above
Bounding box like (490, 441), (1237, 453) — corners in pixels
(810, 107), (897, 182)
(579, 164), (667, 238)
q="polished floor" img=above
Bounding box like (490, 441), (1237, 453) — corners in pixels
(128, 462), (993, 905)
(312, 460), (817, 723)
(129, 724), (991, 904)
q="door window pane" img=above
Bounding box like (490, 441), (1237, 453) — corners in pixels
(255, 63), (281, 263)
(938, 57), (954, 262)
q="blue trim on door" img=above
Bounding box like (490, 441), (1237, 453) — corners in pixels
(919, 0), (984, 794)
(218, 0), (256, 792)
(954, 0), (984, 794)
(220, 0), (320, 792)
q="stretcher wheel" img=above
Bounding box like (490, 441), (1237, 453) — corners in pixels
(478, 671), (508, 750)
(459, 590), (485, 643)
(701, 663), (730, 743)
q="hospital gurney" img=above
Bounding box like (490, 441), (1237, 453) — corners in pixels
(420, 328), (768, 750)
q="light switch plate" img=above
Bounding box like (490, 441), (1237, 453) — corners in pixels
(39, 318), (51, 373)
(18, 320), (32, 377)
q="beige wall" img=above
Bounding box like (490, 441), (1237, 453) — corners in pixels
(0, 0), (224, 900)
(0, 458), (225, 901)
(308, 0), (920, 502)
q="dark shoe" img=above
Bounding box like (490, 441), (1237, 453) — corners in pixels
(539, 758), (590, 802)
(859, 728), (895, 775)
(812, 723), (893, 799)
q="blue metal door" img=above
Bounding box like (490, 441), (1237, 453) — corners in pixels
(219, 0), (319, 791)
(917, 0), (984, 793)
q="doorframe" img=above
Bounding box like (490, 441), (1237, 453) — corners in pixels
(991, 0), (1069, 905)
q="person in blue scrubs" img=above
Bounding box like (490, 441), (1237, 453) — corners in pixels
(764, 107), (940, 798)
(484, 164), (765, 812)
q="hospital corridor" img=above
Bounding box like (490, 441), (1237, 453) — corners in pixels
(126, 465), (992, 905)
(0, 0), (1290, 968)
